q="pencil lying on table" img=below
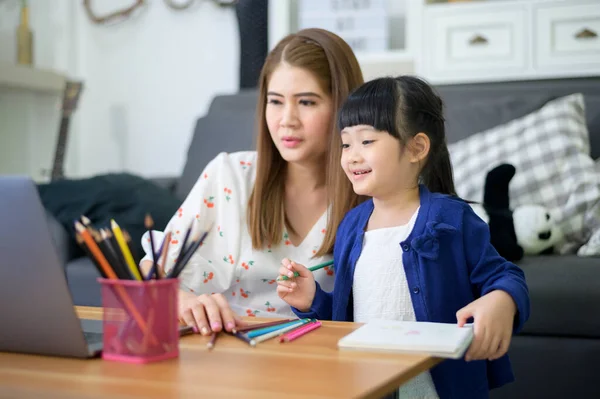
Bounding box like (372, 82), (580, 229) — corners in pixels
(276, 260), (334, 281)
(280, 321), (322, 343)
(232, 318), (295, 334)
(207, 332), (219, 350)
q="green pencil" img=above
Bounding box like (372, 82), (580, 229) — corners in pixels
(276, 260), (334, 281)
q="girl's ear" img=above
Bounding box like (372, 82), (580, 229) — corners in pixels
(409, 132), (430, 163)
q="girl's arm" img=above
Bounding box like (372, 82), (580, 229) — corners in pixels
(462, 205), (530, 333)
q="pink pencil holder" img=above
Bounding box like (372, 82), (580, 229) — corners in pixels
(98, 277), (179, 364)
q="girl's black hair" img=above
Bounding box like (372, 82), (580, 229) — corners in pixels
(338, 75), (456, 196)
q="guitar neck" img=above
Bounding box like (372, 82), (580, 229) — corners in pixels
(51, 116), (70, 180)
(51, 81), (83, 181)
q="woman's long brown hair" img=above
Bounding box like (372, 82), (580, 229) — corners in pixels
(247, 28), (365, 256)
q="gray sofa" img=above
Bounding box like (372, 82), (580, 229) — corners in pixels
(52, 78), (599, 398)
(437, 77), (600, 399)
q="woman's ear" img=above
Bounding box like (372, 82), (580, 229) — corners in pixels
(409, 132), (430, 163)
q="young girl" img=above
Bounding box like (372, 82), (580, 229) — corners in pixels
(277, 76), (530, 399)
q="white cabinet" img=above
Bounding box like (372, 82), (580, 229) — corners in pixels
(535, 2), (600, 70)
(428, 7), (527, 77)
(270, 0), (600, 85)
(419, 0), (600, 84)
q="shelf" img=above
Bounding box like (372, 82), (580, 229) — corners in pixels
(0, 64), (66, 94)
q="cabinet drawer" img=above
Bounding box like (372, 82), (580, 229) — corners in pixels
(428, 8), (526, 75)
(535, 3), (600, 68)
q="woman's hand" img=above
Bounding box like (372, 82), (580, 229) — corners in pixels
(178, 291), (245, 335)
(276, 258), (316, 312)
(456, 290), (517, 361)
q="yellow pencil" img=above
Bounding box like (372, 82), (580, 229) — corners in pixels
(111, 219), (143, 280)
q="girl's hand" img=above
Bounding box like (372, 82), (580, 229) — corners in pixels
(456, 290), (517, 362)
(178, 290), (245, 335)
(276, 258), (316, 312)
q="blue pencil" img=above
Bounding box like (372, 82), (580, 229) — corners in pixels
(245, 319), (310, 339)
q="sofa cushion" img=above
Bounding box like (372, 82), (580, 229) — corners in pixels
(435, 78), (600, 159)
(176, 112), (256, 201)
(449, 94), (600, 254)
(516, 255), (600, 338)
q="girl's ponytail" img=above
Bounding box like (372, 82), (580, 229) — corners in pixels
(421, 140), (456, 196)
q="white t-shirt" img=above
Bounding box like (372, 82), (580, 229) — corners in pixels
(353, 208), (439, 399)
(142, 151), (335, 318)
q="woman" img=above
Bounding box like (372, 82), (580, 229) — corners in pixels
(140, 28), (365, 335)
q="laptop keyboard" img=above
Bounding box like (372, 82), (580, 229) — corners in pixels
(83, 331), (103, 345)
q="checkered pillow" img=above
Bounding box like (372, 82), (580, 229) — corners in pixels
(449, 93), (600, 254)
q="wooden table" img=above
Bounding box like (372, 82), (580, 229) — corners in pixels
(0, 307), (440, 399)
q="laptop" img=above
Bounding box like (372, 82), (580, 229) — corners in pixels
(0, 176), (106, 358)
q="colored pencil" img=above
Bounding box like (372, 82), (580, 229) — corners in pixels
(111, 219), (143, 280)
(75, 232), (106, 278)
(169, 227), (211, 278)
(280, 320), (322, 342)
(144, 214), (159, 279)
(276, 260), (334, 281)
(245, 319), (310, 339)
(149, 231), (171, 280)
(102, 228), (132, 280)
(98, 229), (132, 279)
(74, 222), (156, 345)
(179, 325), (194, 337)
(252, 319), (310, 344)
(207, 332), (218, 350)
(231, 331), (256, 347)
(233, 318), (295, 334)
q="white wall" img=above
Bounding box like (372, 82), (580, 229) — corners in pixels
(1, 0), (239, 178)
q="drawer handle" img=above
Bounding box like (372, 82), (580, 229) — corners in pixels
(468, 34), (488, 46)
(575, 28), (597, 39)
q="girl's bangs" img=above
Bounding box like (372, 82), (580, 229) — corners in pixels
(337, 77), (398, 134)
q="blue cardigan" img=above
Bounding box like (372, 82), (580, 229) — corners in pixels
(294, 185), (530, 399)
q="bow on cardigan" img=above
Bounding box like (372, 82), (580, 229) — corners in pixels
(410, 221), (457, 260)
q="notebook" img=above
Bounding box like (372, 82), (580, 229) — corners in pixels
(337, 319), (474, 359)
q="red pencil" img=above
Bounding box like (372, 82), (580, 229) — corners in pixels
(280, 321), (322, 343)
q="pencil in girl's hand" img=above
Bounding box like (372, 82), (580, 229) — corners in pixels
(280, 320), (322, 343)
(276, 260), (334, 281)
(111, 219), (143, 280)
